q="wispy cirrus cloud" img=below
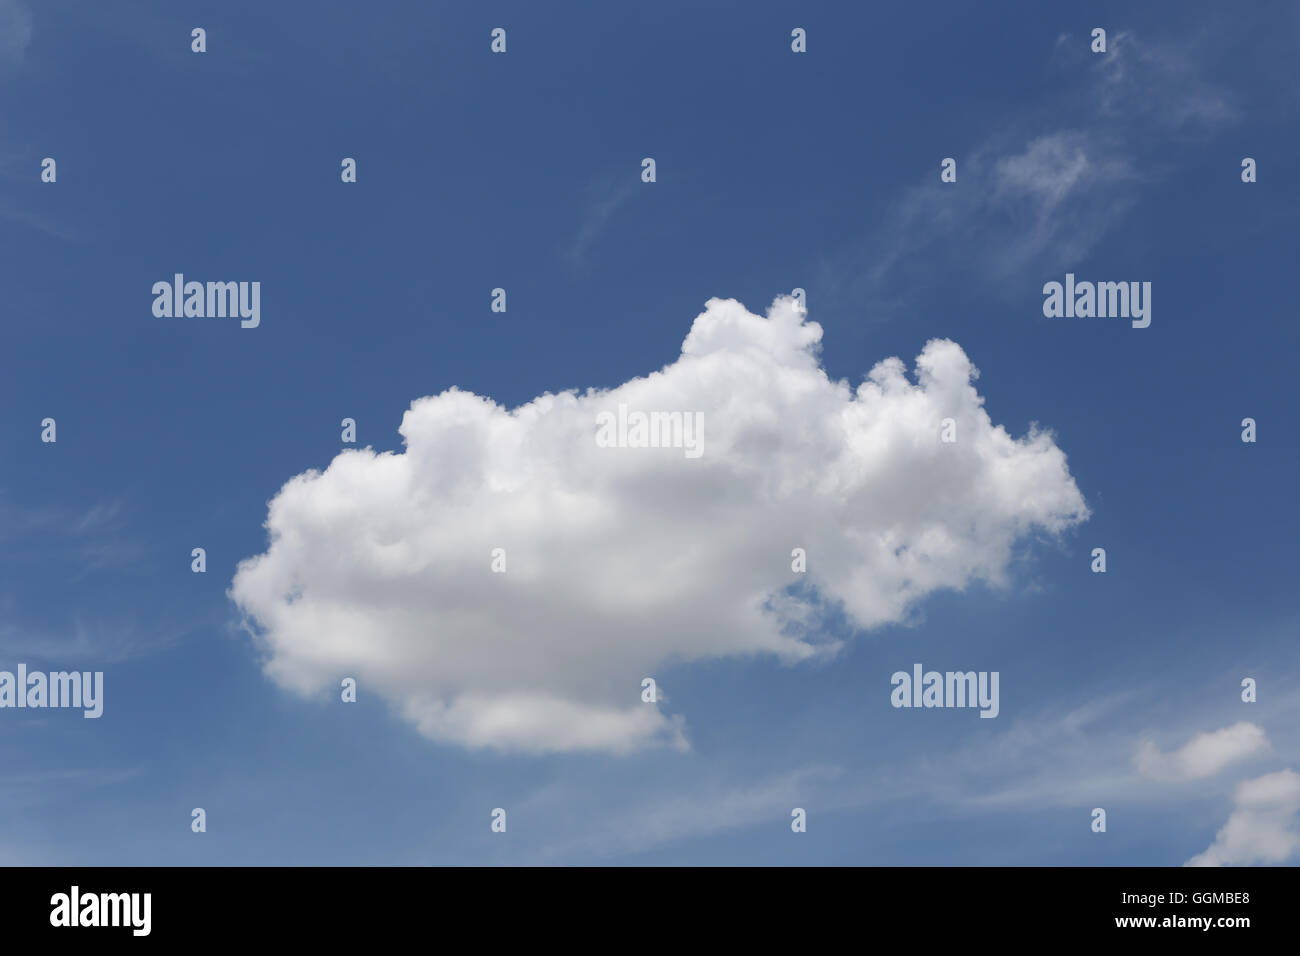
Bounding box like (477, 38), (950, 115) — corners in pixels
(469, 661), (1300, 863)
(821, 28), (1238, 319)
(520, 765), (844, 862)
(1135, 722), (1270, 782)
(0, 495), (191, 663)
(0, 0), (32, 69)
(566, 174), (641, 266)
(230, 296), (1088, 756)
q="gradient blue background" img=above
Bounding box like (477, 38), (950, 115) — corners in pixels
(1, 0), (1297, 864)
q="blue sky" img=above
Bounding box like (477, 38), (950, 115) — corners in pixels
(2, 0), (1299, 865)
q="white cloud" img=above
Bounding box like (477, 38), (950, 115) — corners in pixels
(1186, 769), (1300, 867)
(230, 296), (1087, 754)
(824, 30), (1236, 318)
(1135, 722), (1270, 782)
(1092, 30), (1236, 129)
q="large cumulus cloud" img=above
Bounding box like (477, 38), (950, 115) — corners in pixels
(230, 296), (1088, 754)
